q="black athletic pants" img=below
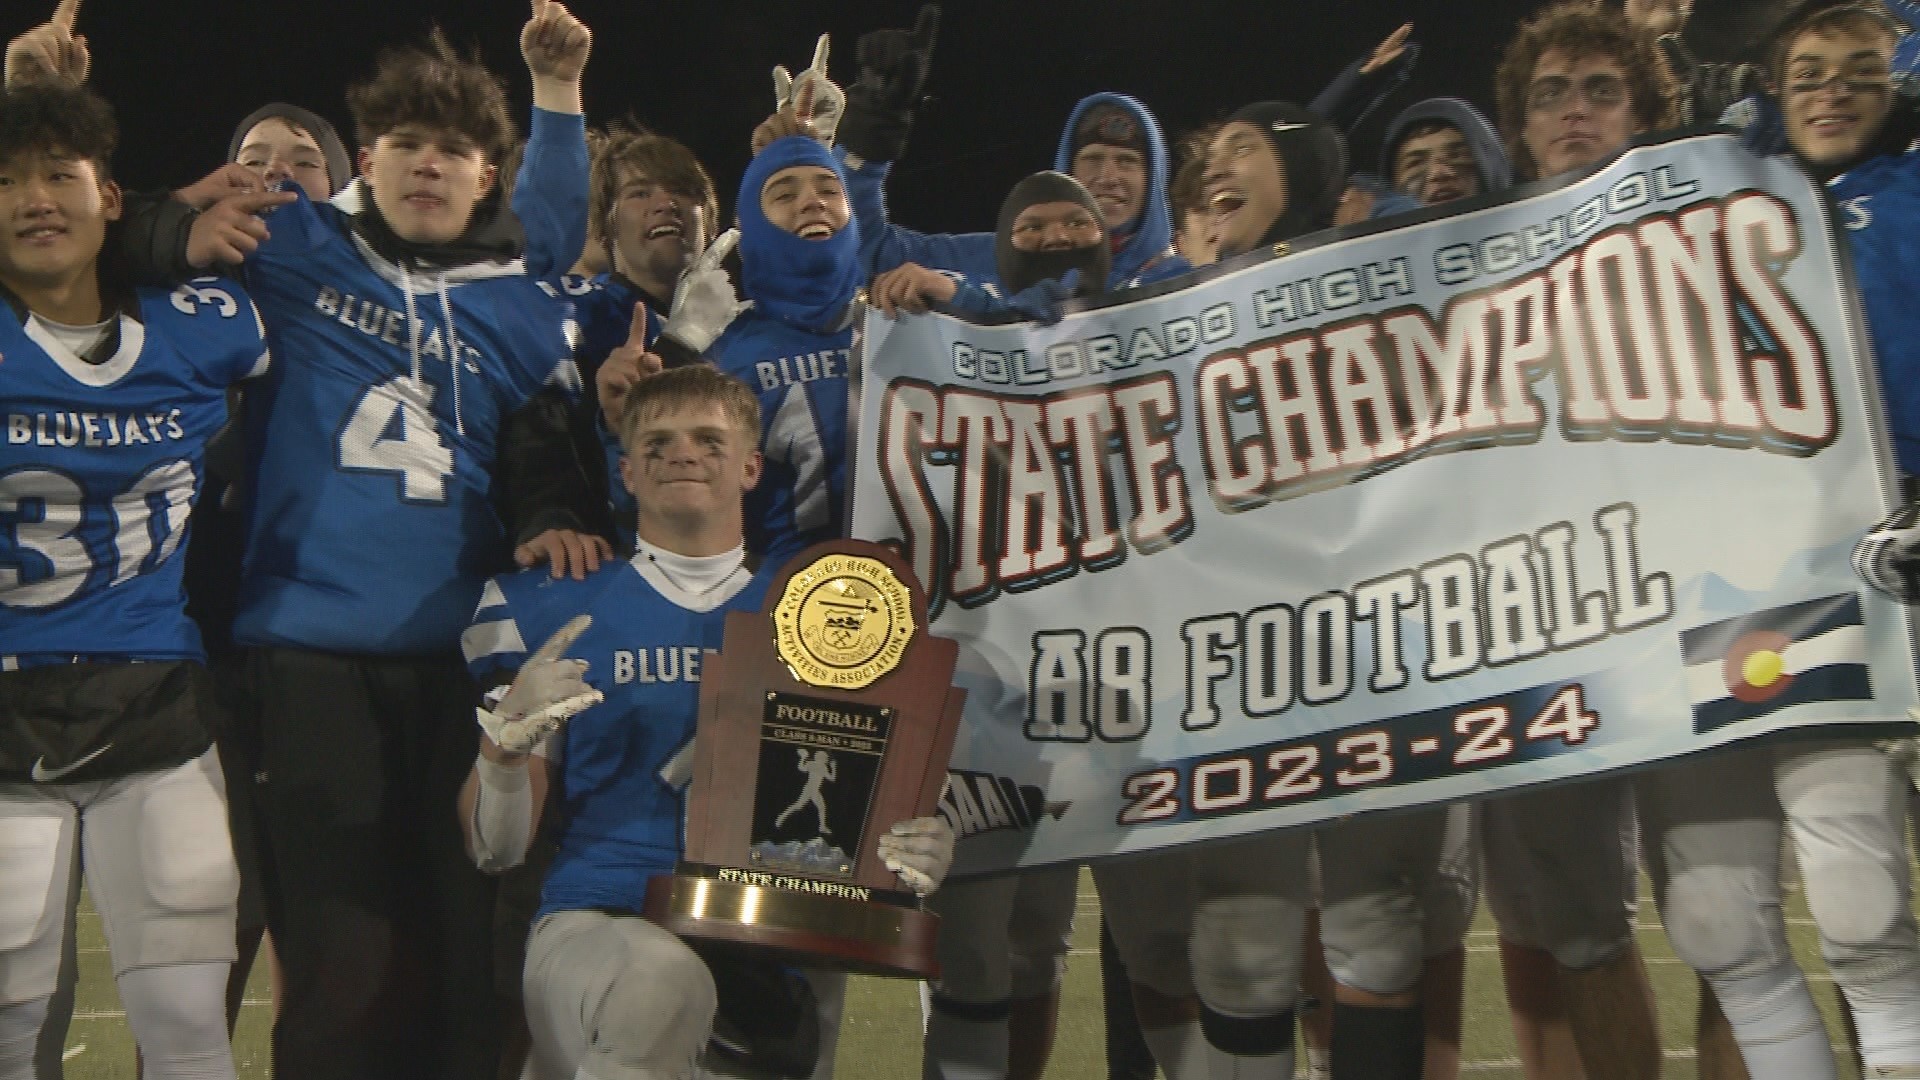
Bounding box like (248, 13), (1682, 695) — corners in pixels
(245, 646), (499, 1080)
(1100, 919), (1157, 1080)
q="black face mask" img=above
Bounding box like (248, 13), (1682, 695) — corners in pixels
(995, 171), (1112, 297)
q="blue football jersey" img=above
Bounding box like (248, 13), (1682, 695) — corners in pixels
(462, 558), (774, 918)
(708, 311), (853, 566)
(1, 281), (270, 664)
(230, 190), (582, 656)
(556, 272), (669, 548)
(1831, 147), (1920, 474)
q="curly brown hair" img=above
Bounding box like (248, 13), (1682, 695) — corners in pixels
(345, 28), (516, 167)
(1494, 1), (1676, 180)
(589, 122), (721, 270)
(0, 81), (117, 176)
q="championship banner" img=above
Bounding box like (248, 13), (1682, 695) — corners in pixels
(846, 131), (1920, 876)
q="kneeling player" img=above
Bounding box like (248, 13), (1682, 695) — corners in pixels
(457, 366), (955, 1080)
(0, 81), (273, 1080)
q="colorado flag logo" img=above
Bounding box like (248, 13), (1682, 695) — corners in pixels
(1682, 594), (1872, 733)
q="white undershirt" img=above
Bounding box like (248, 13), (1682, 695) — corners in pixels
(631, 539), (751, 613)
(30, 313), (113, 361)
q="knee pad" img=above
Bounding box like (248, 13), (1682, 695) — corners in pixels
(1198, 1003), (1295, 1057)
(928, 879), (1015, 1002)
(590, 937), (716, 1077)
(1190, 896), (1303, 1017)
(1801, 844), (1907, 955)
(1661, 866), (1789, 979)
(1320, 895), (1424, 996)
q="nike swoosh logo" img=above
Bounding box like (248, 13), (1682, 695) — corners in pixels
(31, 744), (112, 783)
(1270, 122), (1311, 133)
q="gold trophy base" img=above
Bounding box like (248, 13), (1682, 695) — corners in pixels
(642, 871), (940, 979)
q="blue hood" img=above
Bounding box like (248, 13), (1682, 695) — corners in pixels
(1053, 92), (1178, 287)
(1379, 97), (1512, 197)
(738, 136), (864, 332)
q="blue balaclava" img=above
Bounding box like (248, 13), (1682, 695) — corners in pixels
(737, 136), (864, 331)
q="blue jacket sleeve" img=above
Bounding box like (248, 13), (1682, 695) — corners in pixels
(840, 150), (998, 282)
(513, 108), (590, 284)
(1311, 46), (1419, 132)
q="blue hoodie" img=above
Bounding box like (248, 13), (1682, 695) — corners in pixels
(708, 137), (864, 562)
(842, 92), (1190, 292)
(1377, 97), (1513, 199)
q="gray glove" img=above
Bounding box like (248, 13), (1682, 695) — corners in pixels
(877, 815), (955, 897)
(477, 615), (603, 754)
(662, 228), (749, 355)
(773, 34), (845, 146)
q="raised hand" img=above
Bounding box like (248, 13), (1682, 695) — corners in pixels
(773, 33), (845, 145)
(837, 5), (940, 163)
(851, 5), (939, 114)
(597, 302), (665, 431)
(185, 189), (299, 269)
(523, 0), (590, 113)
(479, 615), (604, 757)
(663, 224), (748, 353)
(5, 0), (90, 87)
(1360, 22), (1414, 75)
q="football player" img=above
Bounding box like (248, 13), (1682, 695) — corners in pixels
(1651, 3), (1920, 1077)
(108, 6), (600, 1076)
(0, 72), (276, 1080)
(459, 364), (954, 1080)
(1485, 8), (1679, 1078)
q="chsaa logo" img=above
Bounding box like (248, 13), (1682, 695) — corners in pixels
(938, 769), (1070, 839)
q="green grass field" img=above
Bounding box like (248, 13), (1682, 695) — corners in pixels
(56, 869), (1872, 1079)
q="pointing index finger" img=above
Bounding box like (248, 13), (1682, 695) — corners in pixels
(702, 228), (740, 269)
(627, 302), (649, 346)
(530, 614), (593, 663)
(52, 0), (81, 33)
(911, 5), (940, 50)
(810, 32), (830, 76)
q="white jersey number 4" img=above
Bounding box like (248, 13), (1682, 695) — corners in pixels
(339, 378), (455, 504)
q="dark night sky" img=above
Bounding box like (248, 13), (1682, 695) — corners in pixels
(7, 0), (1796, 234)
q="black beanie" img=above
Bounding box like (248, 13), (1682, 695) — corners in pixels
(995, 171), (1112, 297)
(1224, 101), (1348, 248)
(228, 103), (353, 197)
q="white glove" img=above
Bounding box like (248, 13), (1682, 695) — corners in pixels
(477, 615), (604, 754)
(1881, 725), (1920, 795)
(877, 814), (955, 897)
(1854, 499), (1920, 603)
(773, 33), (844, 145)
(662, 227), (749, 354)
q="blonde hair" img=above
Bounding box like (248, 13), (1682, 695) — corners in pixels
(617, 364), (761, 452)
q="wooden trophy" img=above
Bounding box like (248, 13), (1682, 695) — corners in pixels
(643, 539), (965, 978)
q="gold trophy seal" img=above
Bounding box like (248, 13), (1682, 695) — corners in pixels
(773, 553), (916, 690)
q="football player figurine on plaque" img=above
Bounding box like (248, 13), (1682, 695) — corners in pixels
(643, 539), (966, 977)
